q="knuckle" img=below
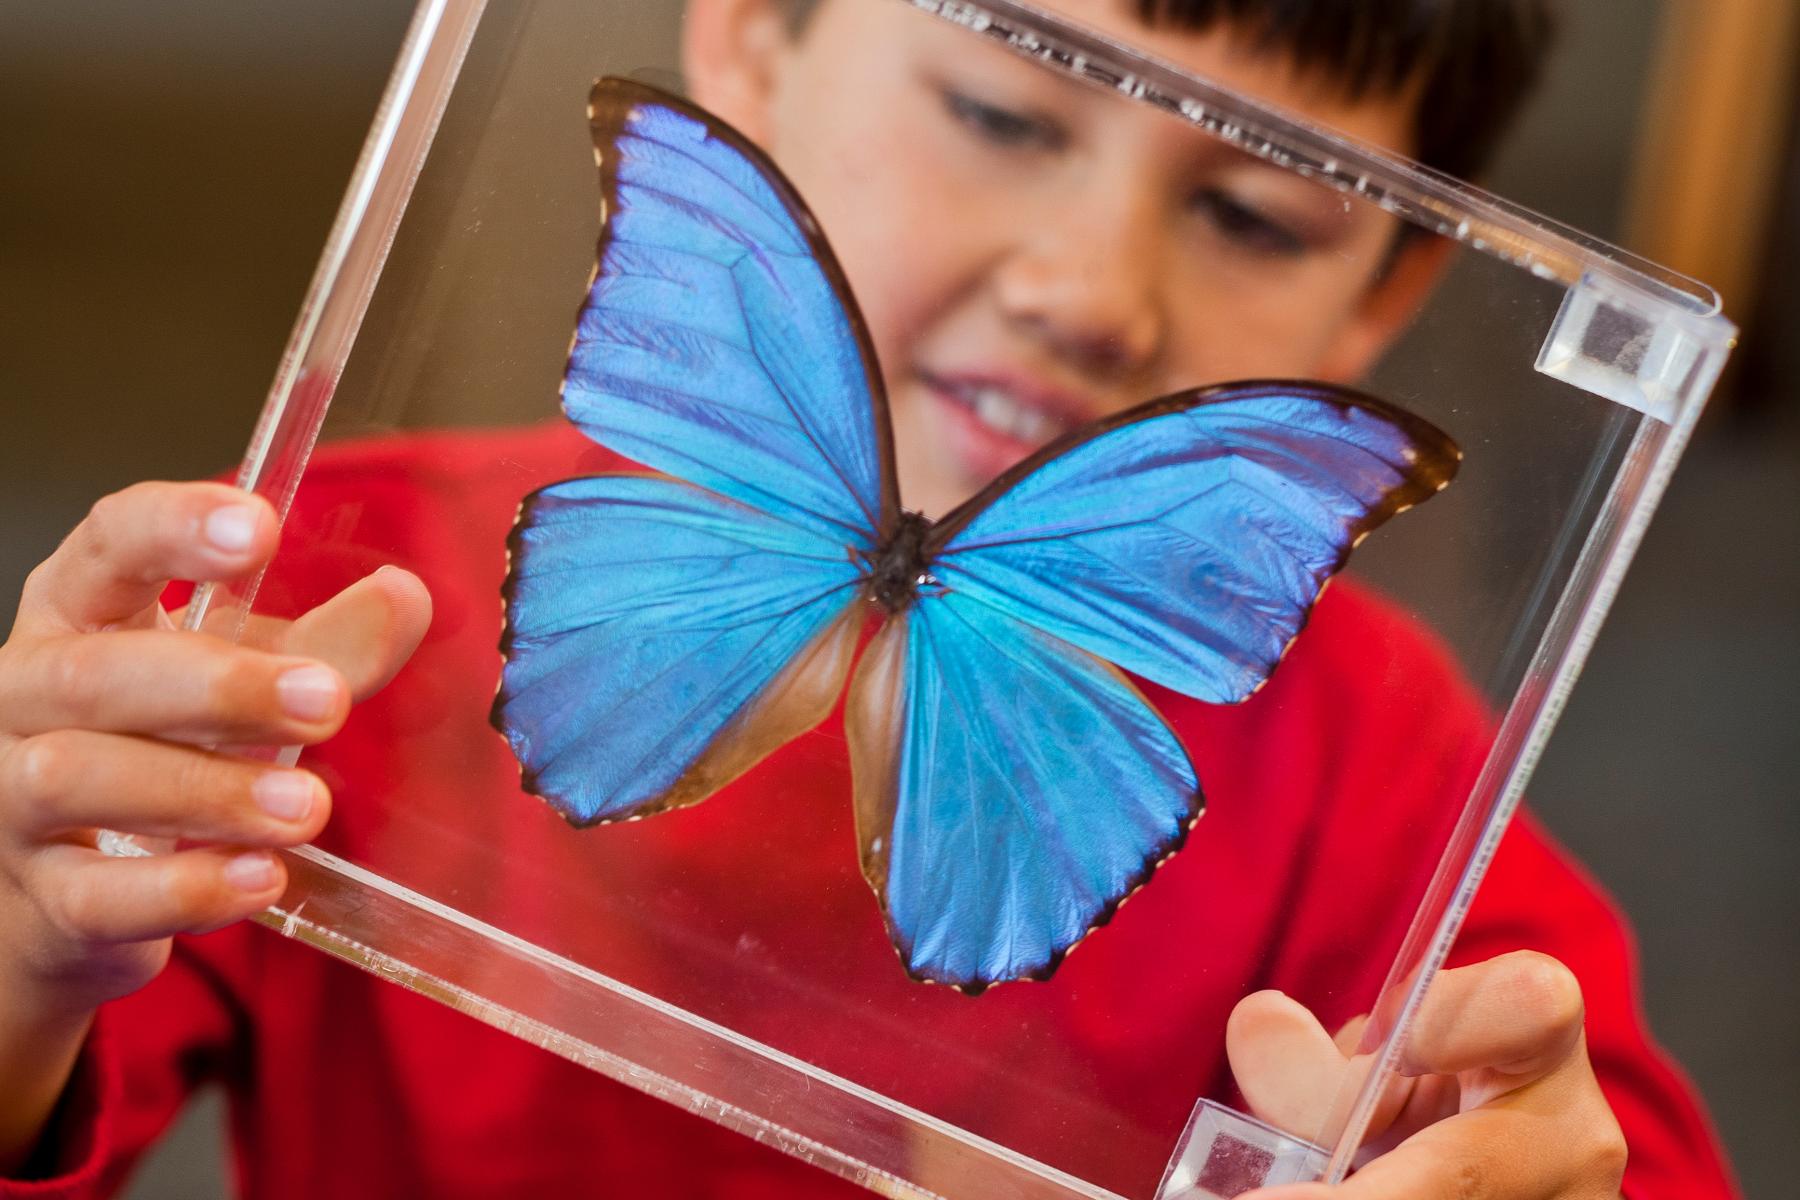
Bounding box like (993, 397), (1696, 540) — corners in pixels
(203, 650), (270, 723)
(6, 733), (75, 808)
(169, 747), (216, 807)
(46, 637), (108, 713)
(81, 490), (120, 539)
(18, 558), (57, 612)
(177, 753), (249, 834)
(1588, 1121), (1629, 1188)
(83, 482), (178, 571)
(158, 857), (219, 920)
(1506, 950), (1585, 1030)
(1449, 1155), (1484, 1200)
(115, 479), (179, 514)
(53, 869), (113, 943)
(79, 490), (133, 566)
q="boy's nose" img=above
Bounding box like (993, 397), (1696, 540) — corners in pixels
(992, 205), (1165, 378)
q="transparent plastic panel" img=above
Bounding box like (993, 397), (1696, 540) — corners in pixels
(150, 1), (1735, 1196)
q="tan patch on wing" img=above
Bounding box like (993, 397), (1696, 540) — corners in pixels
(844, 613), (909, 899)
(641, 600), (865, 817)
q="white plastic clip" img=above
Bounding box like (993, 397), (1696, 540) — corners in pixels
(1157, 1099), (1329, 1199)
(1536, 271), (1716, 424)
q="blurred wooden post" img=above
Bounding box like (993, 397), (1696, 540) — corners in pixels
(1623, 0), (1800, 324)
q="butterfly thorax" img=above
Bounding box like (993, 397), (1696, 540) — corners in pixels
(861, 509), (938, 614)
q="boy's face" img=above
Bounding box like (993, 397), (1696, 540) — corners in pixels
(688, 0), (1439, 517)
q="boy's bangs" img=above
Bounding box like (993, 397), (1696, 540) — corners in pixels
(1133, 0), (1556, 178)
(782, 0), (1555, 179)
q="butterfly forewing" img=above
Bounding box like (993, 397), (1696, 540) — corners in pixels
(565, 79), (898, 546)
(925, 384), (1460, 704)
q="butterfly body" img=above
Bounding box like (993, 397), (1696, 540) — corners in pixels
(492, 79), (1459, 993)
(858, 508), (939, 614)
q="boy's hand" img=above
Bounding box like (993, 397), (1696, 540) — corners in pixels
(1233, 951), (1627, 1199)
(0, 481), (430, 1015)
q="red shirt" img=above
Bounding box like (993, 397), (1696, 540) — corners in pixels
(6, 426), (1737, 1198)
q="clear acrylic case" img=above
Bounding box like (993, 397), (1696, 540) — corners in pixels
(138, 1), (1737, 1195)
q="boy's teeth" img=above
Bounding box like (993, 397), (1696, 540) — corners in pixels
(968, 385), (1057, 442)
(973, 386), (1013, 431)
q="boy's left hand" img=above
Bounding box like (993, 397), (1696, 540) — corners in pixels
(1232, 950), (1627, 1199)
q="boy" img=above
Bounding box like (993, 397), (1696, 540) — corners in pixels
(0, 0), (1736, 1196)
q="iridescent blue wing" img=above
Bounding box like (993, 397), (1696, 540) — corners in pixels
(494, 474), (864, 824)
(496, 81), (896, 822)
(569, 78), (898, 545)
(846, 593), (1200, 993)
(844, 383), (1456, 989)
(924, 382), (1460, 703)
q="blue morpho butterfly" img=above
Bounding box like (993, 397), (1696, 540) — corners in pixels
(492, 78), (1460, 994)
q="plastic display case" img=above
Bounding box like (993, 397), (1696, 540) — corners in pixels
(125, 1), (1738, 1195)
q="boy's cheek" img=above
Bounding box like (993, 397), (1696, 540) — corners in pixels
(771, 139), (990, 355)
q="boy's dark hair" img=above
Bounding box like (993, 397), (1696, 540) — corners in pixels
(782, 0), (1556, 181)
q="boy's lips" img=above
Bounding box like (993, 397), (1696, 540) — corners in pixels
(917, 369), (1095, 482)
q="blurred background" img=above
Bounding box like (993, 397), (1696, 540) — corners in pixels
(1, 1), (1795, 1196)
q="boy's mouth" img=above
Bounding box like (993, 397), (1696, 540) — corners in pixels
(918, 370), (1085, 482)
(932, 376), (1068, 444)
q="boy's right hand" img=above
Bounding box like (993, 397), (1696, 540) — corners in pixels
(0, 480), (431, 1018)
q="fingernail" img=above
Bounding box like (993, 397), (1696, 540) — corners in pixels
(276, 665), (340, 721)
(203, 504), (259, 554)
(252, 771), (316, 822)
(224, 851), (278, 892)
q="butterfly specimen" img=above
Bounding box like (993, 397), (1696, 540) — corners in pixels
(492, 78), (1459, 994)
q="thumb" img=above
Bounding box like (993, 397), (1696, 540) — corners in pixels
(1399, 950), (1586, 1088)
(271, 566), (433, 702)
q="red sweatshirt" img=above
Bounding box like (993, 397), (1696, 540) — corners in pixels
(5, 425), (1736, 1198)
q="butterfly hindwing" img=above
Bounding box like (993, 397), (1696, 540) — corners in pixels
(567, 78), (896, 545)
(847, 591), (1200, 992)
(926, 384), (1459, 704)
(495, 473), (864, 824)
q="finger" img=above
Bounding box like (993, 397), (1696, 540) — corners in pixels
(1228, 991), (1351, 1135)
(16, 483), (278, 636)
(31, 842), (287, 944)
(1, 730), (329, 847)
(255, 566), (433, 701)
(0, 631), (347, 744)
(1228, 993), (1421, 1148)
(1400, 951), (1585, 1081)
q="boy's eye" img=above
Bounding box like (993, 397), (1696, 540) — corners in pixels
(1189, 188), (1308, 259)
(940, 87), (1065, 152)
